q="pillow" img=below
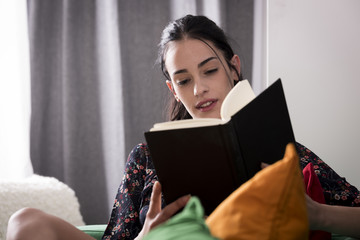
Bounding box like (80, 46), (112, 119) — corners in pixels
(144, 196), (218, 240)
(206, 143), (309, 240)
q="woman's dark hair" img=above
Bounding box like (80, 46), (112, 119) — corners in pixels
(158, 14), (243, 121)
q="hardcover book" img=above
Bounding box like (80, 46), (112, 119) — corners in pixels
(144, 79), (295, 215)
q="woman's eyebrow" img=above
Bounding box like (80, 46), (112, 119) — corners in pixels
(198, 56), (217, 68)
(173, 69), (187, 76)
(172, 57), (218, 77)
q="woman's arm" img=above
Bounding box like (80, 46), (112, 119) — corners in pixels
(103, 144), (156, 240)
(307, 195), (360, 238)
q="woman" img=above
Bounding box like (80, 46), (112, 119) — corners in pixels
(7, 15), (360, 240)
(103, 14), (360, 239)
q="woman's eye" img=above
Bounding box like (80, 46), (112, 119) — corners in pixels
(177, 79), (189, 86)
(205, 68), (218, 75)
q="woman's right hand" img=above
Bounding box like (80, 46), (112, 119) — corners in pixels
(135, 181), (190, 240)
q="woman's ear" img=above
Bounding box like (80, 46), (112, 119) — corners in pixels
(230, 55), (241, 81)
(166, 80), (180, 102)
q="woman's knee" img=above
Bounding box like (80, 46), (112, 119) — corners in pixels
(9, 207), (45, 225)
(7, 208), (53, 240)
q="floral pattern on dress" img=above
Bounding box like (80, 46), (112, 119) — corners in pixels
(296, 142), (360, 207)
(102, 143), (158, 240)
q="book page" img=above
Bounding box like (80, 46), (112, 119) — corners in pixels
(150, 118), (224, 131)
(220, 80), (256, 121)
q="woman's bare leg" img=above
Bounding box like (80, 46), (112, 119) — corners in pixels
(6, 208), (95, 240)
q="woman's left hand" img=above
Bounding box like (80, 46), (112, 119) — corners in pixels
(135, 181), (190, 240)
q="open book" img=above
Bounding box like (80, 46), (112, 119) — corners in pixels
(144, 79), (295, 215)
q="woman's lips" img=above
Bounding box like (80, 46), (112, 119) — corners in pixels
(196, 99), (218, 112)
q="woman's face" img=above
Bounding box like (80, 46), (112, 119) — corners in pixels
(164, 38), (240, 119)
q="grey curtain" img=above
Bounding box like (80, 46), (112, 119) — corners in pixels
(28, 0), (253, 224)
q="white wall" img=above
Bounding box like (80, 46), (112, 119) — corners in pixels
(268, 0), (360, 188)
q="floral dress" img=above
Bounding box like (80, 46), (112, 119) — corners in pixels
(102, 142), (360, 240)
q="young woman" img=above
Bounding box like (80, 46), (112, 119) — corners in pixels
(7, 15), (360, 240)
(104, 14), (360, 239)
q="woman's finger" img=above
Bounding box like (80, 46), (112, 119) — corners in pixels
(147, 181), (162, 217)
(154, 194), (190, 226)
(261, 162), (270, 169)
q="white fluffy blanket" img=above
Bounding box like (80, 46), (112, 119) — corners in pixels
(0, 174), (84, 240)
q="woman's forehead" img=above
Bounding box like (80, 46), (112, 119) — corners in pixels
(164, 39), (222, 70)
(166, 38), (219, 55)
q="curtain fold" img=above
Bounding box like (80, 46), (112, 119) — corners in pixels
(28, 0), (254, 224)
(29, 0), (114, 224)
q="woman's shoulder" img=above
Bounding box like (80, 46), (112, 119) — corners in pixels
(126, 143), (154, 167)
(128, 142), (150, 157)
(130, 142), (150, 155)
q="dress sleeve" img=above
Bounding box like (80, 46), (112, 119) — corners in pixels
(296, 142), (360, 207)
(102, 143), (158, 240)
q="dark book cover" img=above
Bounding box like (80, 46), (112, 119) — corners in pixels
(144, 79), (295, 215)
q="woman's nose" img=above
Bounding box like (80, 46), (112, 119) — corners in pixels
(193, 78), (209, 96)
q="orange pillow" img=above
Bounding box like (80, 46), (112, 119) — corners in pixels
(206, 143), (309, 240)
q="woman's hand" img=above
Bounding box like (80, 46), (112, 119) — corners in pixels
(135, 181), (190, 240)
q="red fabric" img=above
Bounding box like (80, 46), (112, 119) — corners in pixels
(303, 163), (331, 240)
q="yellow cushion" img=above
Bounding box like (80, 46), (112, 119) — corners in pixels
(206, 143), (309, 240)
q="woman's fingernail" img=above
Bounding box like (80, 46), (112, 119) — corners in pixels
(182, 194), (191, 203)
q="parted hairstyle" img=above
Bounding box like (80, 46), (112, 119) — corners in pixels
(158, 14), (243, 121)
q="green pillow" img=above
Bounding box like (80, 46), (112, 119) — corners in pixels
(144, 197), (218, 240)
(77, 224), (106, 240)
